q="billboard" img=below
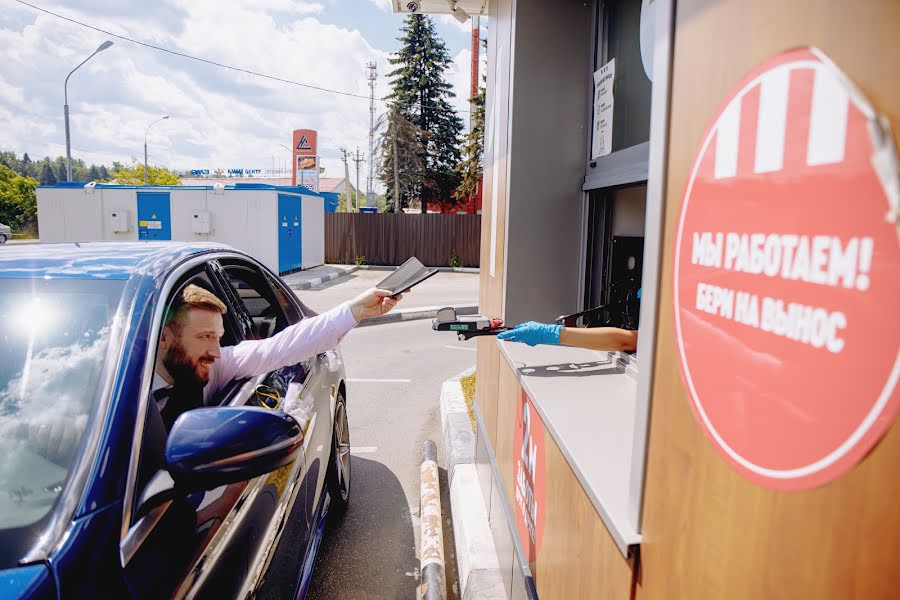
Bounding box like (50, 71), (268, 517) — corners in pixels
(291, 129), (319, 188)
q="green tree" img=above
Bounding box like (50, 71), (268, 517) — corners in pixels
(110, 160), (181, 185)
(385, 14), (464, 213)
(0, 165), (37, 232)
(453, 73), (486, 205)
(39, 162), (57, 185)
(378, 107), (427, 212)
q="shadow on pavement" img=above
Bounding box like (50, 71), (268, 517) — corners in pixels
(306, 456), (417, 600)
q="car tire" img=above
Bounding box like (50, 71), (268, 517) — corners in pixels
(0, 234), (7, 244)
(325, 392), (350, 515)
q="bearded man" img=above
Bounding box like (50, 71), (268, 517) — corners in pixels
(153, 283), (401, 430)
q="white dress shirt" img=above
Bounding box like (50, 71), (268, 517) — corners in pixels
(202, 301), (357, 403)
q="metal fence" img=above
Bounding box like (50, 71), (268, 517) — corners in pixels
(324, 213), (481, 267)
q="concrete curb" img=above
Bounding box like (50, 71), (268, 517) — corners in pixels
(357, 264), (480, 274)
(441, 369), (506, 600)
(357, 303), (479, 327)
(287, 266), (359, 290)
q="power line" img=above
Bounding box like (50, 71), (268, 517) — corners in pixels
(14, 0), (471, 113)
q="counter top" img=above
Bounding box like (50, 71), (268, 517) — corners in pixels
(498, 340), (642, 555)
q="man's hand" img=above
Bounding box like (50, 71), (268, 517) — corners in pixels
(349, 288), (404, 322)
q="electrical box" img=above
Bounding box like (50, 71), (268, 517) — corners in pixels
(108, 209), (129, 233)
(192, 210), (211, 234)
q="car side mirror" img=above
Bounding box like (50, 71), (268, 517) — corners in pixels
(165, 406), (303, 492)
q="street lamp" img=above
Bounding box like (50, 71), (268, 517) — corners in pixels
(64, 40), (113, 182)
(144, 115), (170, 185)
(279, 143), (293, 180)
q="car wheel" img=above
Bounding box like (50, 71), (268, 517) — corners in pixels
(325, 393), (350, 514)
(0, 234), (7, 244)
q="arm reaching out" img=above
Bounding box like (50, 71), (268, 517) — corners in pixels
(498, 321), (637, 352)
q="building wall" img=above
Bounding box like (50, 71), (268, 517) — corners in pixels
(637, 0), (900, 598)
(35, 187), (325, 274)
(99, 188), (139, 241)
(301, 195), (324, 269)
(501, 2), (593, 325)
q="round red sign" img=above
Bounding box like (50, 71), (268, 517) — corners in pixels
(674, 48), (900, 491)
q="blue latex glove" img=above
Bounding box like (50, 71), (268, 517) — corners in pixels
(497, 321), (562, 347)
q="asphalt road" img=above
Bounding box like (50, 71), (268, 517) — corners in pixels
(297, 270), (479, 314)
(304, 317), (478, 600)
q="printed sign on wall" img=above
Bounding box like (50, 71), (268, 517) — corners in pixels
(592, 58), (615, 159)
(673, 48), (900, 491)
(514, 389), (546, 565)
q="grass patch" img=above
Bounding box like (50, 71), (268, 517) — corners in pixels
(460, 372), (477, 433)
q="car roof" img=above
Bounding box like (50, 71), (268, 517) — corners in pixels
(0, 241), (235, 280)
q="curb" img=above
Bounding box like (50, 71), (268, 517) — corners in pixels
(357, 303), (479, 327)
(357, 264), (480, 274)
(287, 266), (359, 290)
(440, 369), (506, 600)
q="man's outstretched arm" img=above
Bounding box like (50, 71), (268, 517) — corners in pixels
(211, 288), (402, 388)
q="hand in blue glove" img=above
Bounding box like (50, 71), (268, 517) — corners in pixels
(497, 321), (562, 347)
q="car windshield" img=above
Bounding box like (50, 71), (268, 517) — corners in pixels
(0, 278), (124, 538)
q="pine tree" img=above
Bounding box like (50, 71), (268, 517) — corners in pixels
(378, 107), (427, 212)
(453, 72), (485, 206)
(40, 162), (57, 185)
(384, 14), (464, 213)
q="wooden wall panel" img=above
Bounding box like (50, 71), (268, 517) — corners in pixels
(495, 362), (520, 503)
(475, 336), (501, 450)
(639, 1), (900, 598)
(537, 430), (635, 600)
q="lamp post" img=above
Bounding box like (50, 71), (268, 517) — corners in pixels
(279, 143), (293, 182)
(144, 116), (170, 185)
(64, 40), (113, 182)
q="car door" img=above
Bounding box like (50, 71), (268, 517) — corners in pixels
(215, 258), (332, 598)
(121, 261), (305, 600)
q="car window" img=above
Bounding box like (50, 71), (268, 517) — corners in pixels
(133, 270), (241, 514)
(221, 263), (291, 340)
(0, 279), (123, 538)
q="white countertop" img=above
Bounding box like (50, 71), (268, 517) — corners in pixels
(497, 340), (642, 555)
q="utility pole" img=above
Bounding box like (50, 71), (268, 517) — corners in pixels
(366, 61), (378, 209)
(470, 16), (480, 131)
(393, 132), (400, 213)
(340, 148), (352, 212)
(352, 147), (365, 212)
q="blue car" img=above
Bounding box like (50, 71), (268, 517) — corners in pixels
(0, 242), (352, 599)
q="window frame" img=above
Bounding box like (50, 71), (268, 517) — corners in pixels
(120, 251), (268, 565)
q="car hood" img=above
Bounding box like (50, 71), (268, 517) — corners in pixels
(0, 564), (56, 599)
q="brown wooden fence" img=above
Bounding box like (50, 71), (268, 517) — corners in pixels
(324, 213), (481, 267)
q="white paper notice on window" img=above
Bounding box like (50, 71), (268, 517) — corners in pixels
(592, 59), (615, 159)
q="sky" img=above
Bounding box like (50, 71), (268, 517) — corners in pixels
(0, 0), (478, 185)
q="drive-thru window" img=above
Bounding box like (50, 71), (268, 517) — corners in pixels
(398, 0), (900, 599)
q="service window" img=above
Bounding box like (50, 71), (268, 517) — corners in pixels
(583, 0), (651, 336)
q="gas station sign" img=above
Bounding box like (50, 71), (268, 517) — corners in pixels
(673, 48), (900, 491)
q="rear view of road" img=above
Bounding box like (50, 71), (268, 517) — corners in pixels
(298, 272), (479, 599)
(299, 270), (478, 314)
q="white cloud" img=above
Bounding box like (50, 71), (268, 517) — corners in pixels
(436, 13), (471, 33)
(368, 0), (393, 11)
(0, 0), (473, 186)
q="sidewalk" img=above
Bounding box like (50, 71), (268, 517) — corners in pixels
(440, 369), (506, 600)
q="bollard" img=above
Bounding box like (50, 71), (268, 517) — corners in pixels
(420, 440), (447, 600)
